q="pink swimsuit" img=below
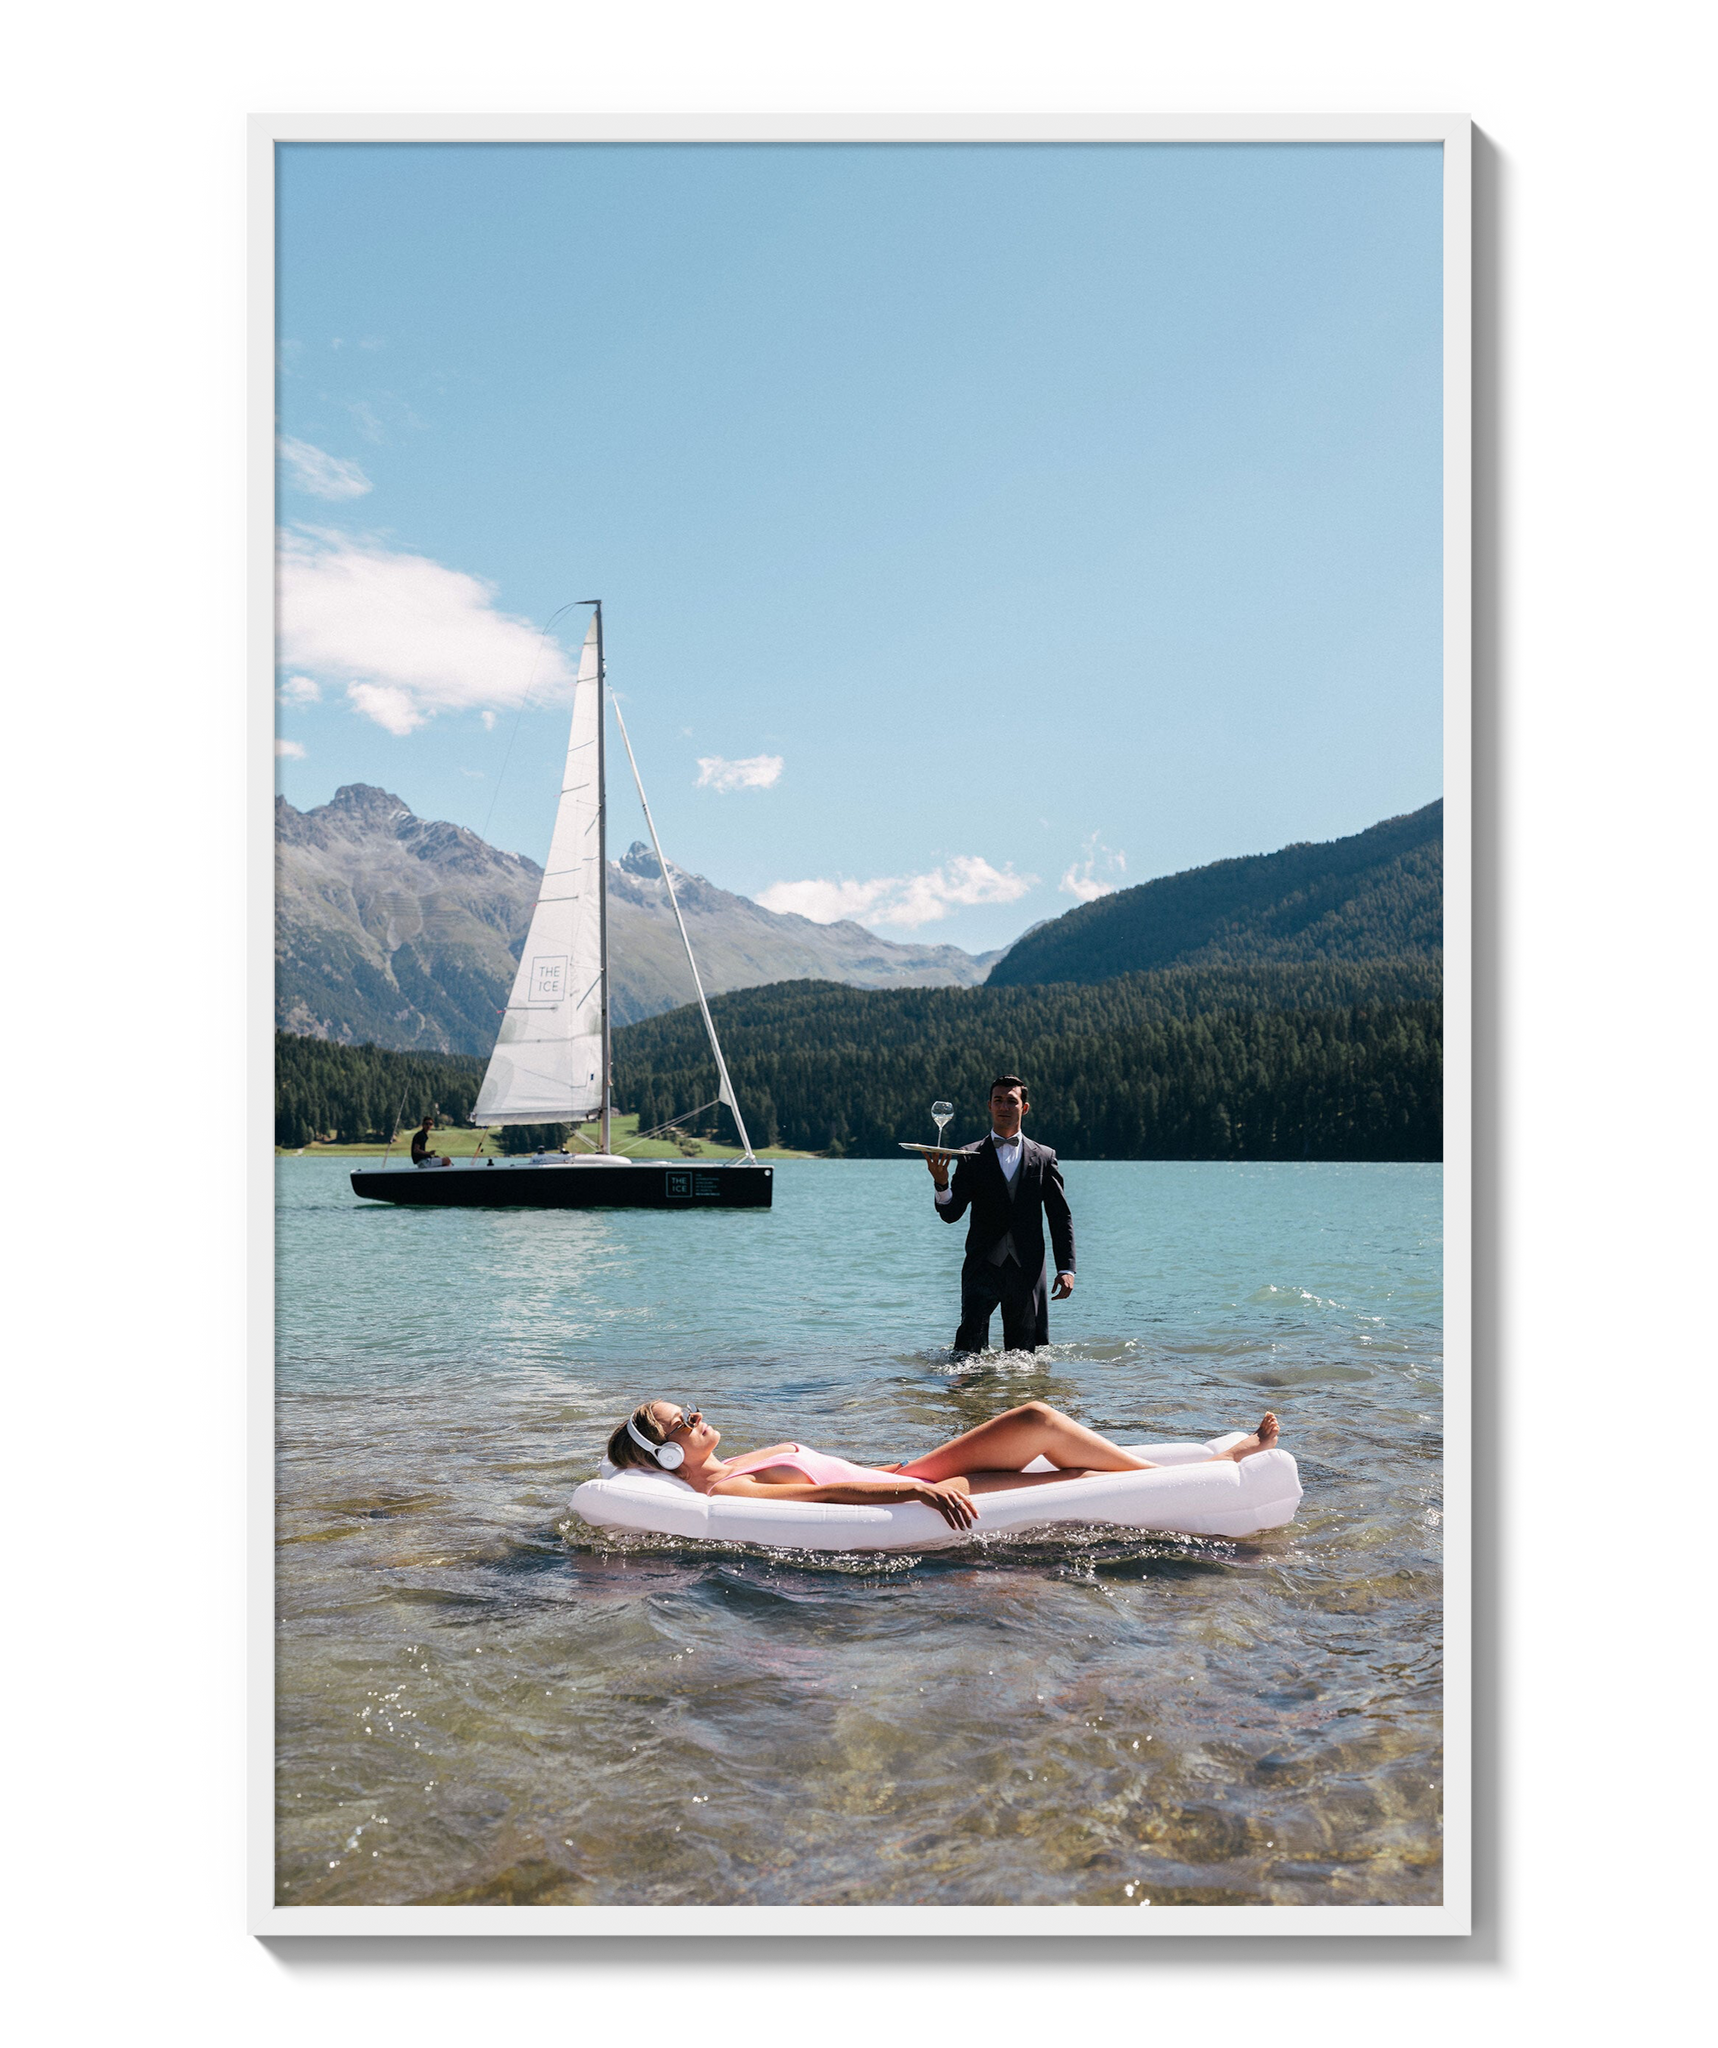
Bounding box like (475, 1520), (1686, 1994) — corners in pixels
(720, 1443), (895, 1486)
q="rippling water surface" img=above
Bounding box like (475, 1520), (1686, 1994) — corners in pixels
(276, 1157), (1442, 1908)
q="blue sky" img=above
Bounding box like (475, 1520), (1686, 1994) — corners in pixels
(275, 141), (1442, 955)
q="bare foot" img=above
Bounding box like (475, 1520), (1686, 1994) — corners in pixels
(1222, 1412), (1280, 1462)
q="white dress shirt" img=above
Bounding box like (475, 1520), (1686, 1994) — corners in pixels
(934, 1131), (1072, 1282)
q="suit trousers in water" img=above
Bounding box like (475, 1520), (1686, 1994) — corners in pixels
(954, 1254), (1048, 1355)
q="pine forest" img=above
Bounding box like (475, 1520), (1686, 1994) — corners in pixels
(278, 956), (1441, 1162)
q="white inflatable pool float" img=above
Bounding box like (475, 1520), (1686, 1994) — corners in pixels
(569, 1436), (1301, 1552)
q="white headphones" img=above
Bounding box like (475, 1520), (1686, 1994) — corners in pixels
(627, 1413), (684, 1470)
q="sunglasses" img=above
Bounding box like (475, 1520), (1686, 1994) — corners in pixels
(663, 1404), (702, 1436)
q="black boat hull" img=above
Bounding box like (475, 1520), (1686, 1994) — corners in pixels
(349, 1159), (774, 1209)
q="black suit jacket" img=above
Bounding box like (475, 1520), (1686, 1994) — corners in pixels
(937, 1135), (1075, 1280)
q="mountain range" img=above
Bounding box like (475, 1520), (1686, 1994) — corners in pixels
(987, 800), (1442, 987)
(276, 784), (1002, 1054)
(277, 785), (1442, 1057)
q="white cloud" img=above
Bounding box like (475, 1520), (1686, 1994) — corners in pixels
(481, 710), (496, 731)
(274, 737), (306, 759)
(1061, 834), (1128, 902)
(759, 855), (1036, 930)
(278, 436), (373, 501)
(276, 529), (576, 735)
(278, 674), (322, 706)
(696, 753), (784, 792)
(345, 682), (423, 736)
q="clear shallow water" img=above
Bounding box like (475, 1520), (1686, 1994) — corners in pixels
(276, 1158), (1443, 1907)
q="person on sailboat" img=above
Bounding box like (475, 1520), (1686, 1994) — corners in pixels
(605, 1400), (1281, 1532)
(924, 1076), (1074, 1356)
(410, 1114), (447, 1167)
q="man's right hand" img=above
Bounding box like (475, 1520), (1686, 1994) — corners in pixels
(925, 1150), (952, 1192)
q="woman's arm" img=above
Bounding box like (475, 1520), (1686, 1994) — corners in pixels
(709, 1470), (977, 1529)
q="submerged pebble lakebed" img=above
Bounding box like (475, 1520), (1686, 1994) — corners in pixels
(275, 1157), (1443, 1908)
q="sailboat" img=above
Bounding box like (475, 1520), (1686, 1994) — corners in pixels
(350, 604), (773, 1210)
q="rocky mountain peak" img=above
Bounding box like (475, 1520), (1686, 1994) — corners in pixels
(327, 783), (416, 831)
(278, 791), (996, 1053)
(274, 791), (314, 845)
(618, 840), (665, 879)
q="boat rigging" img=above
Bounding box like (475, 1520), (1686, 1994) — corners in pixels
(350, 603), (773, 1210)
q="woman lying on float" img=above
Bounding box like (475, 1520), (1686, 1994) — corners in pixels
(607, 1398), (1281, 1533)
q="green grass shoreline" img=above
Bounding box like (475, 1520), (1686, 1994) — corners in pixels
(275, 1111), (815, 1162)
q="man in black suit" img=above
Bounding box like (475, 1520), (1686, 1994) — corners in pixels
(926, 1075), (1075, 1356)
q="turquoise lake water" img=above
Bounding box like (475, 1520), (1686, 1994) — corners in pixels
(275, 1156), (1443, 1907)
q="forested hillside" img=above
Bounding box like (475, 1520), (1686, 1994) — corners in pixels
(275, 1034), (485, 1148)
(614, 961), (1443, 1162)
(988, 800), (1442, 987)
(279, 953), (1443, 1161)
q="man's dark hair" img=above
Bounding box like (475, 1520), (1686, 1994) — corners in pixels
(990, 1074), (1028, 1097)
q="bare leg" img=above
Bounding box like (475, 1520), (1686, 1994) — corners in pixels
(895, 1402), (1151, 1480)
(960, 1422), (1276, 1492)
(893, 1402), (1279, 1483)
(960, 1467), (1101, 1493)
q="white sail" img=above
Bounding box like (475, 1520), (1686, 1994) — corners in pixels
(473, 616), (606, 1125)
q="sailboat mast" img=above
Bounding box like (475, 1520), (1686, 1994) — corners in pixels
(593, 599), (611, 1155)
